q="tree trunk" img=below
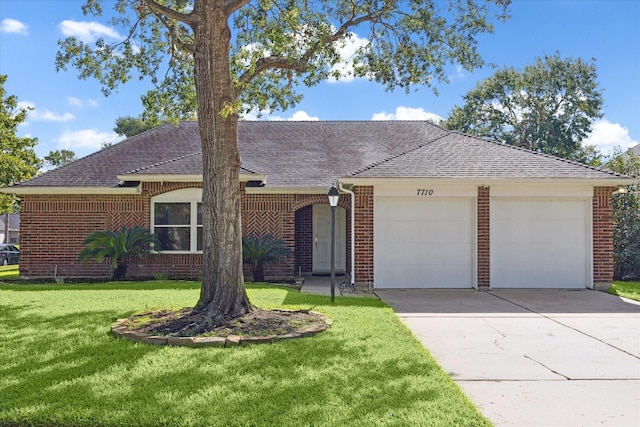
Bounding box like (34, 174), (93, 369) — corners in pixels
(253, 263), (265, 282)
(113, 259), (128, 281)
(192, 2), (251, 319)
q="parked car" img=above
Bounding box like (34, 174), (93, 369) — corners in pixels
(0, 244), (19, 265)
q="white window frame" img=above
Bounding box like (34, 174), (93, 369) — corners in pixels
(151, 188), (203, 253)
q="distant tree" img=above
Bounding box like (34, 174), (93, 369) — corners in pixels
(443, 53), (604, 163)
(114, 115), (158, 138)
(0, 74), (40, 212)
(43, 149), (77, 169)
(56, 0), (510, 320)
(606, 148), (640, 280)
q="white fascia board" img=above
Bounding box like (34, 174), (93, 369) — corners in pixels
(244, 186), (329, 195)
(116, 173), (264, 183)
(0, 186), (142, 195)
(341, 177), (639, 186)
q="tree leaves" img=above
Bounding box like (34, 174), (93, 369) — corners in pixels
(443, 53), (604, 163)
(0, 75), (40, 212)
(55, 0), (511, 120)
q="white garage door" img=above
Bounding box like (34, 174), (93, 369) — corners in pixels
(374, 197), (474, 289)
(491, 199), (589, 288)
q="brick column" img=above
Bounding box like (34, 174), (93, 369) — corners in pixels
(593, 187), (615, 287)
(353, 186), (374, 285)
(477, 186), (490, 289)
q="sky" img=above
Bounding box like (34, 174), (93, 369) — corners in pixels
(0, 0), (639, 161)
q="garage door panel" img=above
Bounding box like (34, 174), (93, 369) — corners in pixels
(381, 243), (472, 265)
(375, 197), (474, 289)
(377, 224), (470, 243)
(492, 265), (585, 288)
(377, 266), (472, 289)
(491, 199), (589, 289)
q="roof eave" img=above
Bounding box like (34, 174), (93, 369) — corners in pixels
(0, 186), (142, 195)
(244, 186), (330, 195)
(116, 173), (264, 183)
(340, 176), (639, 186)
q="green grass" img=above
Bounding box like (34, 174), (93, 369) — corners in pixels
(608, 281), (640, 301)
(0, 264), (19, 280)
(0, 282), (489, 427)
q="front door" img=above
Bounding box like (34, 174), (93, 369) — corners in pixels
(312, 204), (346, 272)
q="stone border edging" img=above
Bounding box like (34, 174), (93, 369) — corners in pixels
(111, 310), (332, 347)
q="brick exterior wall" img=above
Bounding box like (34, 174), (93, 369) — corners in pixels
(19, 182), (352, 281)
(294, 205), (313, 274)
(477, 186), (490, 288)
(17, 182), (616, 288)
(593, 186), (615, 285)
(353, 186), (374, 285)
(19, 182), (204, 279)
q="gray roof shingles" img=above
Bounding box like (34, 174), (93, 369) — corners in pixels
(352, 131), (625, 180)
(10, 121), (630, 190)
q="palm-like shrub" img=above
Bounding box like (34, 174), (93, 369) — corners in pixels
(78, 226), (160, 280)
(242, 233), (292, 282)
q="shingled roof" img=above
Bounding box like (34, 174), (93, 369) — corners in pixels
(5, 120), (633, 192)
(351, 131), (626, 180)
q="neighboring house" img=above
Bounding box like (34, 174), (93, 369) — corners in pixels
(631, 144), (640, 156)
(1, 121), (635, 289)
(0, 213), (20, 244)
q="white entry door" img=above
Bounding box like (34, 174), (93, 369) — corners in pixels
(312, 204), (346, 272)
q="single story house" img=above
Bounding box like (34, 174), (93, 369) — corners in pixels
(2, 121), (635, 289)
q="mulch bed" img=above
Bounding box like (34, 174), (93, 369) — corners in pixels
(127, 307), (328, 338)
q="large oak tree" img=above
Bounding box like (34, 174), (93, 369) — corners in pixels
(56, 0), (510, 320)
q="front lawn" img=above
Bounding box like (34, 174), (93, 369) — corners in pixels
(608, 281), (640, 302)
(0, 282), (489, 427)
(0, 264), (19, 280)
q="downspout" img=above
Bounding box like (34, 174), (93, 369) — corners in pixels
(338, 181), (355, 286)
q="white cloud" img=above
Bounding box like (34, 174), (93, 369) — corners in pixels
(67, 96), (99, 108)
(268, 110), (320, 121)
(449, 65), (465, 81)
(1, 18), (27, 35)
(55, 129), (124, 151)
(17, 101), (75, 122)
(242, 109), (319, 121)
(59, 20), (124, 43)
(371, 106), (443, 123)
(583, 119), (639, 155)
(327, 32), (370, 83)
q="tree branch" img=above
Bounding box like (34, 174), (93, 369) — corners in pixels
(223, 0), (253, 16)
(155, 12), (195, 54)
(236, 10), (384, 90)
(141, 0), (196, 25)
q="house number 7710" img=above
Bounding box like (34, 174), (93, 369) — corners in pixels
(416, 189), (434, 196)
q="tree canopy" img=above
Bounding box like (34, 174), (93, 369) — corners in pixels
(43, 149), (77, 169)
(606, 149), (640, 280)
(442, 53), (603, 163)
(55, 0), (511, 319)
(0, 75), (40, 213)
(114, 116), (160, 138)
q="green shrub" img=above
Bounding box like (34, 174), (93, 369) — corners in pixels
(242, 233), (292, 282)
(78, 226), (160, 280)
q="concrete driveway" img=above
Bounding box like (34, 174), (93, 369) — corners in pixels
(376, 289), (640, 427)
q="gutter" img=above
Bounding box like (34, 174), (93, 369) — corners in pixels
(338, 181), (356, 286)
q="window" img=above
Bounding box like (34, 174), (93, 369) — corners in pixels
(151, 189), (203, 252)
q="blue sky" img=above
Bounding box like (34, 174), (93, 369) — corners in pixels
(1, 0), (638, 161)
